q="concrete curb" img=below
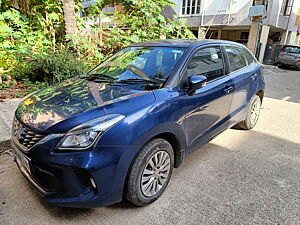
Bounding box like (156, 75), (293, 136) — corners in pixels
(0, 98), (22, 143)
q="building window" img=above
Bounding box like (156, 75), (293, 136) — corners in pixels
(182, 0), (201, 15)
(281, 0), (294, 16)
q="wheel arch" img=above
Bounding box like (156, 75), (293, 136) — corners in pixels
(122, 130), (185, 201)
(256, 89), (264, 103)
(149, 132), (183, 168)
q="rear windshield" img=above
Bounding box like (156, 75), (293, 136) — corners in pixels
(282, 46), (300, 54)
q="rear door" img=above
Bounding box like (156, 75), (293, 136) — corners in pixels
(182, 46), (234, 153)
(225, 45), (259, 126)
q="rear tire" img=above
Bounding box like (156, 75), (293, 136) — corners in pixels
(125, 138), (174, 206)
(236, 95), (261, 130)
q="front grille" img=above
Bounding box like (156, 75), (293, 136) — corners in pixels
(12, 117), (46, 151)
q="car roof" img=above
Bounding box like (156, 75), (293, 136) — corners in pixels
(129, 39), (246, 49)
(283, 44), (300, 48)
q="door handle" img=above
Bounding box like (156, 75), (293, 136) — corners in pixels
(224, 86), (233, 94)
(251, 74), (258, 80)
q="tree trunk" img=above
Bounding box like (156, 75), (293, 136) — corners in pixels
(62, 0), (77, 37)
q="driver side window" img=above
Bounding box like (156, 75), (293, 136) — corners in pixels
(186, 46), (225, 82)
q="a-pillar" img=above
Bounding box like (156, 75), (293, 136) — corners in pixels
(258, 25), (270, 63)
(247, 21), (260, 54)
(198, 27), (206, 39)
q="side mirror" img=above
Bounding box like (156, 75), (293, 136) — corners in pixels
(188, 75), (207, 91)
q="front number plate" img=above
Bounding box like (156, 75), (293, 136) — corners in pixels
(12, 143), (31, 173)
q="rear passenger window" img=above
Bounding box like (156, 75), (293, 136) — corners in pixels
(225, 46), (247, 72)
(243, 49), (256, 64)
(187, 47), (224, 82)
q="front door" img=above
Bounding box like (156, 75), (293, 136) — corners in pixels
(182, 46), (233, 153)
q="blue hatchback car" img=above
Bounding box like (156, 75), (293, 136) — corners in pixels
(12, 39), (265, 207)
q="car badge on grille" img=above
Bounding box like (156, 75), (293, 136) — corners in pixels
(16, 125), (26, 143)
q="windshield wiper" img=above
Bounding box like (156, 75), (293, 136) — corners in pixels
(82, 75), (160, 86)
(116, 79), (159, 85)
(92, 79), (115, 83)
(84, 73), (115, 82)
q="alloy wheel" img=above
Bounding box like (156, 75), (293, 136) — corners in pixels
(140, 150), (171, 197)
(250, 99), (260, 126)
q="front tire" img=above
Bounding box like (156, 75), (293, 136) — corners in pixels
(125, 138), (174, 206)
(236, 95), (261, 130)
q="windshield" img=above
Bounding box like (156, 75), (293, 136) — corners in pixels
(282, 46), (300, 54)
(87, 47), (185, 87)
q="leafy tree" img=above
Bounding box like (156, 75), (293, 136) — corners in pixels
(1, 0), (195, 97)
(81, 0), (195, 52)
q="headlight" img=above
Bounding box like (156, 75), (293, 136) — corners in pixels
(58, 114), (125, 150)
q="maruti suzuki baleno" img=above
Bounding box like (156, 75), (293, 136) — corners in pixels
(12, 40), (265, 207)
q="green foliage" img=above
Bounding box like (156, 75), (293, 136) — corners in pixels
(21, 79), (48, 94)
(72, 0), (195, 61)
(82, 0), (195, 51)
(0, 4), (76, 91)
(1, 0), (195, 98)
(0, 8), (49, 69)
(66, 35), (106, 68)
(11, 49), (87, 84)
(0, 80), (16, 90)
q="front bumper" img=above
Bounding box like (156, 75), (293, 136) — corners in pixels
(14, 157), (110, 207)
(11, 136), (129, 208)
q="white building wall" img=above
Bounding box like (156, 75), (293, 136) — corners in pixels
(264, 0), (300, 32)
(172, 0), (300, 33)
(173, 0), (252, 16)
(172, 0), (181, 14)
(203, 0), (250, 15)
(173, 0), (253, 27)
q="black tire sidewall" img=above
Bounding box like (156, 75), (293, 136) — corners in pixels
(245, 95), (261, 129)
(126, 138), (174, 206)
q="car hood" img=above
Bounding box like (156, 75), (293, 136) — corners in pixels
(15, 78), (155, 133)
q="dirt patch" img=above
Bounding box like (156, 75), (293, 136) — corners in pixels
(0, 81), (29, 100)
(0, 140), (11, 154)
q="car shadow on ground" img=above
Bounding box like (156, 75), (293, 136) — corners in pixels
(277, 65), (299, 71)
(17, 128), (299, 225)
(32, 194), (95, 218)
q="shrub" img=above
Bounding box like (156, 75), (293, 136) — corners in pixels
(11, 49), (88, 84)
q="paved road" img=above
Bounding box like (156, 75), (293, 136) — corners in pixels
(0, 68), (300, 225)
